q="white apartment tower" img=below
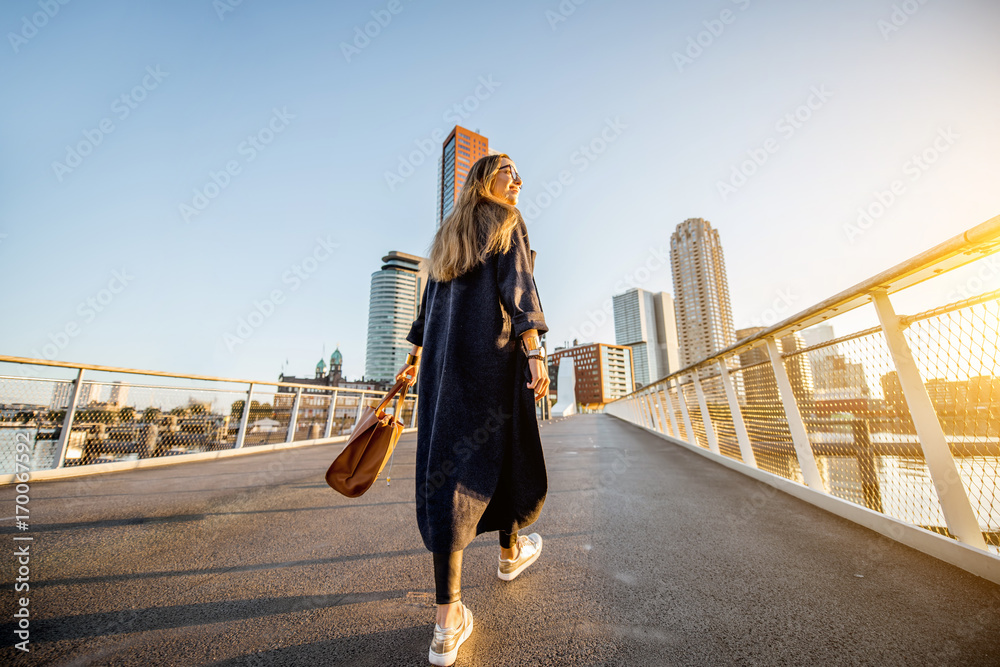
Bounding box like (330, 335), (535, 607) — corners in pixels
(365, 251), (427, 383)
(670, 218), (737, 370)
(612, 287), (680, 388)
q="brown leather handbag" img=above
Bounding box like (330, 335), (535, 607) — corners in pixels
(326, 378), (409, 497)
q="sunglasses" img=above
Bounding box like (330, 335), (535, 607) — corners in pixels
(497, 164), (521, 182)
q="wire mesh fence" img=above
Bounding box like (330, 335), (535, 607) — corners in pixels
(0, 360), (416, 477)
(655, 388), (678, 439)
(789, 327), (949, 535)
(698, 371), (742, 462)
(680, 379), (708, 450)
(0, 374), (72, 473)
(729, 356), (803, 483)
(665, 383), (688, 441)
(904, 293), (1000, 543)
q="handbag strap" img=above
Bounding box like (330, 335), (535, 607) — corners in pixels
(374, 378), (409, 419)
(382, 380), (410, 486)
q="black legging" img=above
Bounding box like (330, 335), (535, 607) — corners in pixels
(433, 531), (517, 605)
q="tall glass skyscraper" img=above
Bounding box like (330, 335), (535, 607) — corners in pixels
(670, 218), (737, 373)
(365, 251), (427, 383)
(437, 126), (489, 225)
(612, 287), (680, 388)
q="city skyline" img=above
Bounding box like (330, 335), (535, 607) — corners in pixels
(2, 1), (998, 383)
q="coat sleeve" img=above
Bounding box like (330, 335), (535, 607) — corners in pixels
(405, 280), (429, 347)
(497, 220), (548, 338)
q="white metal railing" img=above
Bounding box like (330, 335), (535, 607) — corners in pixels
(0, 356), (418, 480)
(606, 215), (1000, 555)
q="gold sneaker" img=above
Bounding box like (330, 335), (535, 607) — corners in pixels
(497, 533), (543, 581)
(428, 602), (473, 666)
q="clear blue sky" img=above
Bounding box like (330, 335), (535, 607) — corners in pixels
(1, 0), (998, 383)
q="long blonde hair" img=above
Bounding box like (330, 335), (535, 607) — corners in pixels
(427, 153), (521, 282)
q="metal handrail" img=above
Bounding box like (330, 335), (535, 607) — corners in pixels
(0, 354), (382, 395)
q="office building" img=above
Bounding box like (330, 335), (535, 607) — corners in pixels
(801, 324), (872, 411)
(438, 126), (489, 225)
(549, 342), (634, 410)
(801, 324), (837, 361)
(736, 327), (814, 407)
(612, 288), (680, 388)
(778, 331), (815, 408)
(51, 381), (97, 409)
(365, 251), (428, 383)
(109, 381), (130, 407)
(671, 218), (737, 373)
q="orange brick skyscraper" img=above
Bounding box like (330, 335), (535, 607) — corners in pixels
(437, 126), (489, 225)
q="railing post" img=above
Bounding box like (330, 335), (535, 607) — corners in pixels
(692, 368), (721, 454)
(234, 383), (254, 449)
(653, 388), (667, 435)
(53, 368), (85, 469)
(410, 392), (419, 428)
(649, 392), (661, 431)
(718, 360), (757, 467)
(661, 385), (680, 439)
(676, 377), (695, 446)
(324, 390), (339, 438)
(766, 337), (824, 490)
(643, 392), (655, 430)
(285, 388), (301, 444)
(872, 290), (987, 550)
(352, 392), (367, 431)
(651, 388), (666, 434)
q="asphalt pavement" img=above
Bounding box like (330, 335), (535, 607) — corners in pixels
(2, 413), (999, 666)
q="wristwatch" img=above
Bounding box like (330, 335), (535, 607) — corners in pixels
(525, 346), (546, 361)
(521, 336), (545, 360)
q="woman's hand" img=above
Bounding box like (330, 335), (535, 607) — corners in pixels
(396, 362), (419, 386)
(526, 357), (549, 403)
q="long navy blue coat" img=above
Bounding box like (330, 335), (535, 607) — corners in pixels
(406, 216), (548, 554)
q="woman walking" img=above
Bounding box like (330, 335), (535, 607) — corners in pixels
(395, 153), (550, 666)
